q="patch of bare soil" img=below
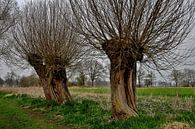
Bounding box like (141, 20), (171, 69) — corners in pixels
(164, 122), (194, 129)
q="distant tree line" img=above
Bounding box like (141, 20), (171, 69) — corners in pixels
(137, 68), (195, 87)
(0, 71), (39, 87)
(169, 69), (195, 87)
(0, 60), (108, 87)
(1, 67), (194, 88)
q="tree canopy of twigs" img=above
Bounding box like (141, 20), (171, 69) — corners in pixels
(85, 60), (107, 86)
(12, 0), (84, 70)
(0, 0), (18, 58)
(69, 0), (195, 70)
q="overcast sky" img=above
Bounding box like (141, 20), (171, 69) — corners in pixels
(16, 0), (25, 6)
(0, 0), (194, 80)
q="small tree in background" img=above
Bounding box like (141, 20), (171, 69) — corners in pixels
(137, 64), (145, 87)
(19, 74), (39, 87)
(85, 60), (107, 87)
(169, 69), (182, 87)
(76, 71), (86, 86)
(4, 71), (19, 86)
(182, 68), (195, 87)
(74, 62), (87, 86)
(144, 71), (156, 87)
(0, 77), (4, 86)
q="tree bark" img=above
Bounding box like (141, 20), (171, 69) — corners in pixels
(28, 54), (72, 104)
(138, 76), (141, 88)
(102, 40), (139, 119)
(175, 81), (178, 87)
(91, 80), (94, 87)
(40, 73), (72, 104)
(110, 61), (138, 119)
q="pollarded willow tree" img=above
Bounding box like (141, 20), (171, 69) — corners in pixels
(69, 0), (195, 119)
(12, 0), (84, 104)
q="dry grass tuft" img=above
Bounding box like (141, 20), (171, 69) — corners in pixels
(0, 87), (45, 98)
(164, 122), (193, 129)
(72, 92), (111, 110)
(171, 95), (193, 112)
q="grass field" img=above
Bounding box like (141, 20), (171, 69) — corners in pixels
(0, 93), (65, 129)
(0, 87), (195, 129)
(70, 87), (195, 97)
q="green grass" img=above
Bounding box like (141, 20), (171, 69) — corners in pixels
(1, 89), (195, 129)
(70, 87), (195, 97)
(1, 87), (195, 129)
(137, 87), (195, 97)
(16, 95), (111, 129)
(0, 93), (64, 129)
(70, 87), (111, 94)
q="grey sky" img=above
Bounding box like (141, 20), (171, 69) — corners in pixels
(16, 0), (25, 6)
(0, 0), (194, 80)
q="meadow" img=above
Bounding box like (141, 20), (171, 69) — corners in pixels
(0, 87), (195, 129)
(70, 87), (195, 97)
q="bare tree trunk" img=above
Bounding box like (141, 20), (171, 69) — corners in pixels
(138, 76), (141, 88)
(28, 54), (72, 104)
(110, 62), (138, 119)
(91, 80), (94, 87)
(41, 79), (52, 100)
(103, 40), (138, 119)
(175, 81), (178, 87)
(40, 75), (72, 104)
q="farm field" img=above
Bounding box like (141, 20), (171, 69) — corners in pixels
(70, 87), (195, 97)
(0, 87), (195, 129)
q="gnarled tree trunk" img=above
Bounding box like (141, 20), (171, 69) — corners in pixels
(110, 58), (137, 119)
(40, 68), (72, 104)
(28, 54), (72, 104)
(103, 39), (139, 119)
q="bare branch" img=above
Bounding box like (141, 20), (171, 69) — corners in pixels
(12, 0), (84, 69)
(0, 0), (18, 59)
(69, 0), (195, 69)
